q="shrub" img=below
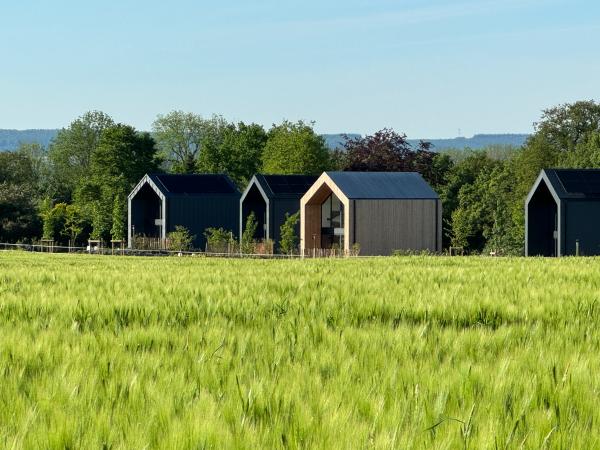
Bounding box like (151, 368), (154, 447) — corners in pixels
(279, 211), (300, 255)
(168, 226), (195, 252)
(241, 211), (258, 254)
(204, 227), (235, 253)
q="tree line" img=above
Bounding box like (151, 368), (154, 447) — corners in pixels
(1, 101), (600, 254)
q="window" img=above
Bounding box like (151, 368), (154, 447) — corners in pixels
(321, 193), (344, 248)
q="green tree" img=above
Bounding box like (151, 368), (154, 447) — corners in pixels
(48, 111), (114, 200)
(0, 150), (44, 242)
(92, 124), (159, 189)
(110, 193), (126, 241)
(41, 203), (68, 243)
(63, 204), (87, 246)
(515, 101), (600, 199)
(450, 159), (522, 255)
(0, 183), (40, 243)
(198, 122), (267, 187)
(153, 111), (228, 173)
(279, 211), (300, 255)
(241, 211), (258, 254)
(559, 131), (600, 168)
(439, 151), (499, 248)
(262, 120), (331, 175)
(75, 123), (159, 243)
(89, 188), (112, 242)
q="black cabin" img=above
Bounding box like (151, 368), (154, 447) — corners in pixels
(526, 169), (600, 256)
(128, 173), (240, 249)
(240, 174), (317, 250)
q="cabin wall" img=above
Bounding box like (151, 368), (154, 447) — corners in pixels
(168, 195), (240, 249)
(563, 199), (600, 256)
(271, 198), (302, 249)
(353, 199), (439, 256)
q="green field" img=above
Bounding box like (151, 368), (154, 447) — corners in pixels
(0, 253), (599, 449)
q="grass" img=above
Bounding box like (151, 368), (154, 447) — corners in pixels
(0, 252), (599, 449)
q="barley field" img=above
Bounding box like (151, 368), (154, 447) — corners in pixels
(0, 252), (599, 449)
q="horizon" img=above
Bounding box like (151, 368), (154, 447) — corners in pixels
(1, 1), (599, 137)
(0, 127), (532, 141)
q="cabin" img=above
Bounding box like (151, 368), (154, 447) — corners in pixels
(300, 172), (442, 256)
(239, 174), (317, 250)
(128, 173), (240, 249)
(526, 169), (600, 256)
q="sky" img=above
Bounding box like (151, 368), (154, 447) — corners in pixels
(1, 0), (599, 138)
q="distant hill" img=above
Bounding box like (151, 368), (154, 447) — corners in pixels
(323, 133), (530, 151)
(0, 129), (59, 151)
(321, 134), (362, 150)
(0, 129), (529, 152)
(409, 134), (530, 151)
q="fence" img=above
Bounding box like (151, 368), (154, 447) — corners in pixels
(132, 236), (171, 250)
(301, 248), (361, 258)
(0, 242), (368, 259)
(206, 239), (275, 256)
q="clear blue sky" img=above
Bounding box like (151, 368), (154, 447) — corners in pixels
(1, 0), (599, 137)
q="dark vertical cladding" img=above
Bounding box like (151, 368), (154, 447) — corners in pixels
(526, 169), (600, 256)
(271, 198), (303, 245)
(564, 200), (600, 255)
(168, 195), (239, 249)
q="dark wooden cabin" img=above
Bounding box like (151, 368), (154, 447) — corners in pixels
(526, 169), (600, 256)
(128, 173), (240, 249)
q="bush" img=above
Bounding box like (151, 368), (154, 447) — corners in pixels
(204, 227), (235, 253)
(279, 211), (300, 255)
(168, 226), (195, 252)
(241, 211), (258, 254)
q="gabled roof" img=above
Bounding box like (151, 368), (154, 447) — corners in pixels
(147, 173), (239, 196)
(129, 174), (239, 200)
(325, 171), (439, 199)
(541, 169), (600, 199)
(254, 174), (318, 199)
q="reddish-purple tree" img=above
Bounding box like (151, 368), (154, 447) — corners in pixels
(339, 129), (442, 185)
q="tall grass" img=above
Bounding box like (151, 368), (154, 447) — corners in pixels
(0, 253), (599, 449)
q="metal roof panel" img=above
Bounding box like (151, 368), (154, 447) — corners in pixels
(325, 171), (439, 199)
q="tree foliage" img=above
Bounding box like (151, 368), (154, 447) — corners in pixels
(198, 122), (267, 187)
(64, 204), (86, 246)
(40, 202), (68, 243)
(48, 111), (115, 200)
(339, 129), (451, 188)
(262, 121), (331, 175)
(0, 150), (44, 242)
(153, 111), (228, 174)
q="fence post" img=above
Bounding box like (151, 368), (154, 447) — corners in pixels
(576, 239), (580, 256)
